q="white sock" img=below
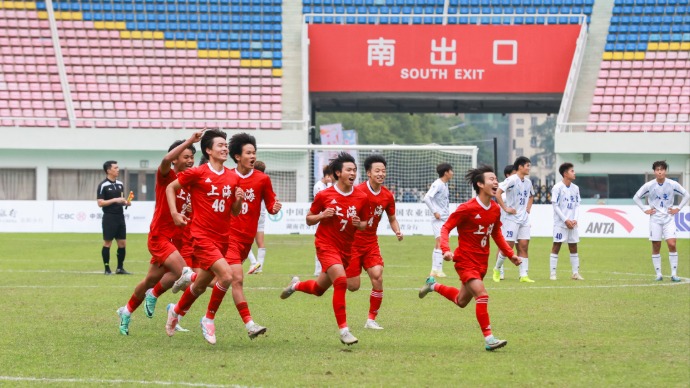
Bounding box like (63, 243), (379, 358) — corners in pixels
(499, 264), (504, 276)
(257, 248), (266, 266)
(495, 252), (506, 270)
(314, 256), (322, 274)
(570, 253), (579, 274)
(519, 257), (529, 277)
(432, 249), (443, 271)
(549, 253), (559, 273)
(123, 306), (133, 315)
(247, 250), (257, 265)
(245, 320), (255, 330)
(652, 254), (662, 276)
(669, 252), (678, 277)
(339, 327), (350, 335)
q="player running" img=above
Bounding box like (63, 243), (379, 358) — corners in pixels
(246, 160), (269, 275)
(312, 164), (333, 276)
(346, 155), (403, 330)
(115, 131), (201, 335)
(419, 165), (521, 351)
(280, 152), (370, 345)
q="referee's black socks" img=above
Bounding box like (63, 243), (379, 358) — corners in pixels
(117, 247), (126, 270)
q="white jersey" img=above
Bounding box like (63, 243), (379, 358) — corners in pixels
(423, 178), (450, 220)
(313, 181), (332, 197)
(551, 181), (581, 228)
(633, 179), (690, 224)
(498, 174), (534, 225)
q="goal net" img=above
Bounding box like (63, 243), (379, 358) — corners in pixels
(255, 144), (478, 203)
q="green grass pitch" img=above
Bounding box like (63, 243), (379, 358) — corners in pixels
(0, 233), (688, 387)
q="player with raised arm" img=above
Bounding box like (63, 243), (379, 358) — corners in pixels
(549, 163), (584, 281)
(163, 129), (245, 344)
(493, 164), (516, 281)
(418, 165), (521, 351)
(247, 160), (268, 275)
(346, 155), (403, 330)
(115, 131), (201, 335)
(633, 161), (690, 282)
(424, 163), (454, 278)
(280, 152), (369, 345)
(199, 134), (281, 343)
(492, 156), (535, 283)
(312, 165), (333, 276)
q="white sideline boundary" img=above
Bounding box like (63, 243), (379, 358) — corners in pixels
(0, 376), (243, 387)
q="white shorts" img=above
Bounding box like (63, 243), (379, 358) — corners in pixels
(257, 212), (266, 233)
(553, 225), (579, 244)
(432, 219), (446, 238)
(649, 219), (676, 241)
(502, 219), (531, 242)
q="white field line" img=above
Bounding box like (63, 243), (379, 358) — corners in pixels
(0, 376), (244, 387)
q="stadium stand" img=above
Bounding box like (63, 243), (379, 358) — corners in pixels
(302, 0), (594, 25)
(588, 0), (690, 132)
(0, 0), (283, 129)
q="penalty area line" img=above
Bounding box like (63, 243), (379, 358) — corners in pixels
(0, 375), (243, 387)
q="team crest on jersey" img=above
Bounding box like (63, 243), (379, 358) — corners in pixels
(244, 188), (256, 202)
(374, 205), (384, 217)
(346, 205), (357, 218)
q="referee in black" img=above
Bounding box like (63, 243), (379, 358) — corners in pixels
(97, 160), (132, 275)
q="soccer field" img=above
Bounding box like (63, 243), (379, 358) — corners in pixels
(0, 233), (688, 387)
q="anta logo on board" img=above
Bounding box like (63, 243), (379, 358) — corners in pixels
(585, 208), (634, 235)
(676, 212), (690, 232)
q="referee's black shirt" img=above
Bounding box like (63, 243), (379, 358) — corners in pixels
(97, 178), (125, 215)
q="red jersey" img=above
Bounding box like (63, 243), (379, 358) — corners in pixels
(311, 185), (370, 256)
(440, 197), (515, 267)
(354, 181), (396, 247)
(229, 168), (278, 243)
(176, 163), (240, 241)
(149, 167), (188, 239)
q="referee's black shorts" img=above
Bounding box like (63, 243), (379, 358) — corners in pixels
(102, 213), (126, 241)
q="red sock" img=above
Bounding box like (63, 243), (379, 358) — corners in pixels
(152, 282), (165, 298)
(126, 294), (143, 313)
(174, 286), (200, 316)
(332, 276), (348, 329)
(205, 282), (228, 320)
(475, 295), (492, 337)
(368, 289), (383, 320)
(435, 284), (461, 304)
(295, 279), (326, 296)
(235, 301), (252, 324)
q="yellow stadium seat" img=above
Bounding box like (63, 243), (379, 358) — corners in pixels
(261, 60), (272, 67)
(115, 22), (126, 30)
(120, 31), (131, 39)
(198, 50), (209, 58)
(681, 42), (690, 50)
(230, 51), (241, 59)
(250, 60), (262, 67)
(272, 69), (283, 77)
(37, 11), (47, 18)
(94, 21), (105, 29)
(25, 2), (36, 9)
(210, 50), (222, 58)
(647, 42), (658, 50)
(105, 22), (116, 29)
(219, 50), (230, 59)
(142, 31), (153, 39)
(669, 42), (680, 50)
(633, 52), (645, 60)
(185, 41), (196, 49)
(240, 60), (251, 67)
(602, 52), (613, 60)
(623, 52), (634, 60)
(153, 31), (164, 39)
(74, 12), (83, 19)
(658, 42), (669, 50)
(612, 52), (624, 60)
(164, 41), (175, 49)
(131, 31), (142, 39)
(3, 2), (16, 9)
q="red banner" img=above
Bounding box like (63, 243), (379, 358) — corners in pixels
(308, 24), (580, 94)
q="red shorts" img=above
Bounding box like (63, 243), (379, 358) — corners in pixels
(224, 239), (253, 266)
(316, 245), (350, 273)
(192, 237), (229, 271)
(148, 234), (183, 266)
(179, 238), (195, 267)
(454, 261), (487, 285)
(346, 244), (384, 278)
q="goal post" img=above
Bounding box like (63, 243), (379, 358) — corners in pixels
(255, 144), (478, 203)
